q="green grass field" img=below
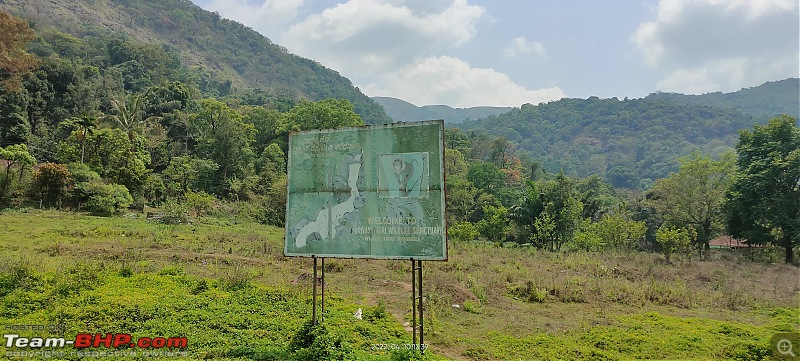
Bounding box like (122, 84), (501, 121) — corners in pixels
(1, 209), (797, 360)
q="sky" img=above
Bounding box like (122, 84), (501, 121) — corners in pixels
(190, 0), (799, 108)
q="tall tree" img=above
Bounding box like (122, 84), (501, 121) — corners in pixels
(540, 172), (583, 251)
(576, 174), (619, 221)
(649, 152), (736, 258)
(58, 128), (150, 196)
(243, 106), (284, 153)
(191, 99), (255, 185)
(0, 143), (35, 204)
(446, 175), (478, 226)
(0, 11), (39, 91)
(726, 115), (800, 263)
(72, 112), (98, 164)
(509, 180), (545, 244)
(490, 136), (514, 168)
(467, 161), (505, 194)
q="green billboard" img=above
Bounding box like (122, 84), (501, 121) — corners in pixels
(284, 120), (447, 260)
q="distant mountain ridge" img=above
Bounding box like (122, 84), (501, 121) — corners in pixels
(372, 96), (512, 123)
(455, 78), (799, 188)
(0, 0), (391, 124)
(374, 78), (798, 124)
(645, 78), (799, 119)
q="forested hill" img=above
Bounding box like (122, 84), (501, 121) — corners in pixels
(457, 97), (758, 188)
(0, 0), (391, 124)
(645, 78), (799, 119)
(372, 96), (512, 123)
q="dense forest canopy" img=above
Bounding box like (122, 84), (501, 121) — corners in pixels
(645, 78), (799, 120)
(457, 96), (766, 188)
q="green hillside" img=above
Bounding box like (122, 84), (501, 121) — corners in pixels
(645, 78), (799, 119)
(0, 0), (391, 124)
(457, 97), (759, 187)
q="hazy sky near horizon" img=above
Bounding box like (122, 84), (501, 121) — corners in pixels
(190, 0), (799, 108)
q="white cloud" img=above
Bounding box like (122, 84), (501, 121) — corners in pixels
(631, 0), (799, 94)
(282, 0), (485, 79)
(204, 0), (304, 35)
(502, 37), (545, 58)
(364, 56), (565, 107)
(202, 0), (563, 107)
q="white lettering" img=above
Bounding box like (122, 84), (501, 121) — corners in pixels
(44, 338), (66, 347)
(4, 334), (19, 348)
(15, 337), (28, 347)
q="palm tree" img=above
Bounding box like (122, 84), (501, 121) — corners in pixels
(74, 112), (97, 164)
(104, 93), (161, 140)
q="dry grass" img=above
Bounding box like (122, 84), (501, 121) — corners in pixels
(1, 209), (797, 360)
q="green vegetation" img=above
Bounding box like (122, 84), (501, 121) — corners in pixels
(0, 210), (796, 360)
(726, 115), (800, 264)
(0, 3), (798, 360)
(648, 152), (736, 258)
(646, 78), (800, 120)
(0, 10), (368, 228)
(0, 211), (419, 360)
(0, 0), (390, 124)
(458, 97), (762, 185)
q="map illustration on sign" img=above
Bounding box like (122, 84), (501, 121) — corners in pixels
(294, 152), (362, 248)
(284, 121), (447, 261)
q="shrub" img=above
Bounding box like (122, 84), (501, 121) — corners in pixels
(655, 226), (695, 262)
(0, 260), (34, 297)
(390, 348), (429, 361)
(143, 173), (166, 206)
(448, 221), (479, 242)
(118, 265), (133, 278)
(184, 190), (214, 215)
(66, 162), (101, 184)
(289, 320), (353, 361)
(261, 176), (287, 227)
(156, 200), (190, 224)
(82, 181), (133, 216)
(463, 299), (482, 314)
(572, 219), (605, 252)
(190, 279), (209, 295)
(30, 162), (71, 207)
(222, 267), (253, 291)
(476, 205), (509, 242)
(511, 280), (548, 303)
(364, 301), (388, 322)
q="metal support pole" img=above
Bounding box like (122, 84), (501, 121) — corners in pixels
(411, 258), (416, 346)
(312, 256), (317, 325)
(321, 257), (325, 323)
(418, 259), (424, 352)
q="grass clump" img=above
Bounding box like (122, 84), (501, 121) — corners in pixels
(289, 320), (354, 361)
